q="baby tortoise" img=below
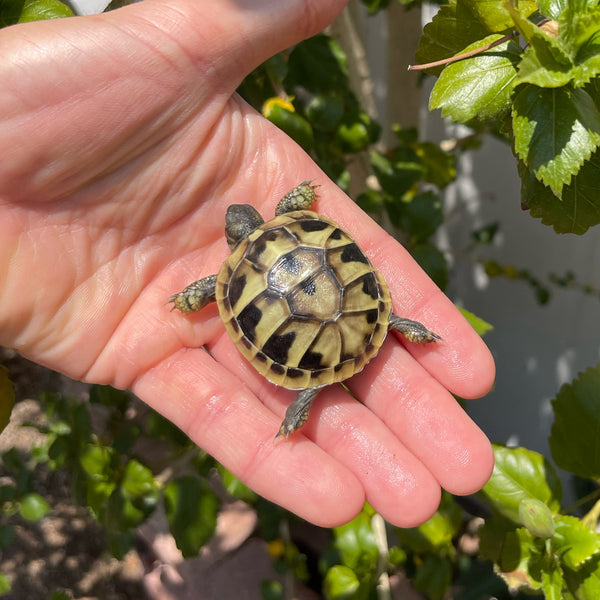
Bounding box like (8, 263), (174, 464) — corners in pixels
(170, 181), (441, 437)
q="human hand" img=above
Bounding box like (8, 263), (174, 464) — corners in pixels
(0, 0), (494, 527)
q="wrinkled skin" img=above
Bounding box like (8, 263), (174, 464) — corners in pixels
(0, 0), (495, 527)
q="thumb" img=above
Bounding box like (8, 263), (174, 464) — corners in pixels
(117, 0), (350, 91)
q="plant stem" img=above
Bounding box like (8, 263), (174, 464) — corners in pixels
(371, 513), (392, 600)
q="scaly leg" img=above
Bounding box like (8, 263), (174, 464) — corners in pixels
(275, 181), (319, 215)
(277, 386), (324, 438)
(389, 313), (442, 344)
(169, 274), (217, 314)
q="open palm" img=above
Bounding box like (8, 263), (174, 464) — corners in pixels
(0, 0), (495, 526)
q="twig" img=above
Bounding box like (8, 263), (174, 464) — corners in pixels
(408, 31), (518, 71)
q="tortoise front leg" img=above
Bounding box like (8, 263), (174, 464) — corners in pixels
(277, 386), (324, 438)
(169, 274), (218, 314)
(389, 313), (442, 344)
(275, 180), (319, 215)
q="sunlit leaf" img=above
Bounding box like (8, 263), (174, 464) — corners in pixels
(332, 512), (378, 576)
(482, 445), (562, 523)
(513, 84), (600, 196)
(553, 516), (600, 569)
(457, 306), (494, 336)
(430, 35), (520, 122)
(323, 565), (361, 600)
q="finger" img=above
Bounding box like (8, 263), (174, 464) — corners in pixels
(132, 347), (366, 527)
(207, 333), (443, 527)
(289, 385), (443, 527)
(346, 340), (494, 496)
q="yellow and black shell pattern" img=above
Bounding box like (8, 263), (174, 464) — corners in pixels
(215, 210), (392, 390)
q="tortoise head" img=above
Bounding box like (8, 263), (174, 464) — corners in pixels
(225, 204), (265, 250)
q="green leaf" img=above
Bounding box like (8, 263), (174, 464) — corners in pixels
(396, 493), (462, 553)
(465, 0), (537, 31)
(482, 445), (562, 523)
(471, 221), (500, 245)
(414, 555), (453, 600)
(0, 0), (72, 25)
(509, 6), (575, 89)
(415, 141), (457, 188)
(559, 7), (600, 85)
(164, 476), (220, 557)
(516, 43), (574, 89)
(457, 306), (494, 336)
(430, 35), (521, 122)
(553, 515), (600, 570)
(0, 573), (10, 595)
(264, 103), (314, 152)
(396, 191), (444, 241)
(563, 556), (600, 599)
(106, 530), (135, 560)
(79, 444), (118, 479)
(120, 459), (158, 499)
(0, 366), (14, 435)
(549, 364), (600, 478)
(332, 512), (378, 577)
(410, 243), (449, 291)
(521, 151), (600, 234)
(494, 527), (545, 591)
(415, 1), (499, 75)
(89, 384), (129, 411)
(146, 410), (189, 446)
(513, 84), (600, 196)
(106, 459), (159, 531)
(356, 188), (384, 214)
(542, 564), (566, 600)
(538, 0), (566, 20)
(285, 35), (348, 94)
(478, 512), (520, 562)
(216, 465), (257, 504)
(79, 444), (118, 518)
(19, 492), (50, 521)
(260, 579), (284, 600)
(370, 150), (423, 198)
(336, 111), (380, 153)
(305, 94), (345, 131)
(323, 565), (361, 600)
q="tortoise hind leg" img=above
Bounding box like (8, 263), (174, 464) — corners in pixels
(275, 181), (319, 215)
(389, 313), (442, 344)
(277, 386), (324, 438)
(169, 274), (217, 314)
